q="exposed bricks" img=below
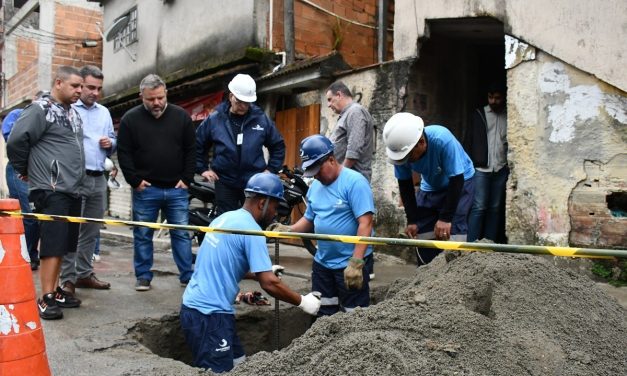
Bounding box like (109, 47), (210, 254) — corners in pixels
(271, 0), (391, 68)
(3, 2), (103, 108)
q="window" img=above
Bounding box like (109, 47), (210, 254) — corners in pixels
(113, 7), (137, 52)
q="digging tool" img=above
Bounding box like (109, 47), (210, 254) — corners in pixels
(274, 238), (280, 351)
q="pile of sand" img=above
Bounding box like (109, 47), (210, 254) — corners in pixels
(229, 252), (627, 376)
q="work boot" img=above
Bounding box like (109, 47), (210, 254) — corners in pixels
(76, 273), (111, 289)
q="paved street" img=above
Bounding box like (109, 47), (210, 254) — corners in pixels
(31, 226), (417, 375)
(23, 225), (626, 375)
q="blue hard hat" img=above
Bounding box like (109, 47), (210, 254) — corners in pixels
(299, 134), (334, 175)
(244, 173), (286, 202)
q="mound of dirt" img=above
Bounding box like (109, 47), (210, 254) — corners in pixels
(229, 252), (627, 376)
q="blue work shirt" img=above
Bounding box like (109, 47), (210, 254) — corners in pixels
(73, 100), (116, 171)
(2, 109), (23, 142)
(182, 208), (272, 315)
(305, 168), (375, 269)
(394, 125), (475, 192)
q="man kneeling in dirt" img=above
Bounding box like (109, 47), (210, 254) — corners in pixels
(180, 173), (320, 373)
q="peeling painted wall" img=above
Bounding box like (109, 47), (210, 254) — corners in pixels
(507, 52), (626, 246)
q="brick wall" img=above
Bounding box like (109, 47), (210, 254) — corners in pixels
(6, 60), (38, 103)
(52, 4), (103, 71)
(569, 156), (627, 249)
(272, 0), (394, 68)
(4, 3), (103, 106)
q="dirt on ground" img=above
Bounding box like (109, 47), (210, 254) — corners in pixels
(227, 251), (627, 376)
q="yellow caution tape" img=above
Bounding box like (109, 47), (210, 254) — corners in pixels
(1, 210), (625, 259)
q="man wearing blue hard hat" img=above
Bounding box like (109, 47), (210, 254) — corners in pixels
(270, 134), (375, 317)
(180, 172), (320, 373)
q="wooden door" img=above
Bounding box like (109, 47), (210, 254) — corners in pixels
(275, 104), (320, 169)
(274, 104), (320, 246)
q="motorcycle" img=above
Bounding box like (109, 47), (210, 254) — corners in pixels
(187, 166), (317, 256)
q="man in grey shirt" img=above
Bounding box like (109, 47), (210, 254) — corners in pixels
(326, 81), (375, 182)
(464, 82), (509, 242)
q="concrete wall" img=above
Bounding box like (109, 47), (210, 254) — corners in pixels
(507, 52), (626, 246)
(394, 0), (627, 92)
(101, 0), (269, 95)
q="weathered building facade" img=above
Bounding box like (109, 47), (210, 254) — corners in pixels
(0, 0), (103, 196)
(96, 0), (625, 250)
(95, 0), (394, 219)
(358, 0), (626, 247)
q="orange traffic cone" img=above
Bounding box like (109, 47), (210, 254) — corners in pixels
(0, 199), (51, 376)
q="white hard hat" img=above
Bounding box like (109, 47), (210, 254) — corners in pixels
(228, 74), (257, 103)
(104, 158), (115, 171)
(383, 112), (424, 164)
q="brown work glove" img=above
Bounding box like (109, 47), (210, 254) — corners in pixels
(266, 222), (292, 232)
(343, 257), (365, 290)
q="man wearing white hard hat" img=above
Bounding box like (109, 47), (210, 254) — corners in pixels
(195, 73), (285, 215)
(383, 113), (475, 265)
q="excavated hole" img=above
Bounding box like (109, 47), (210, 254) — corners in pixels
(128, 286), (391, 366)
(128, 308), (312, 366)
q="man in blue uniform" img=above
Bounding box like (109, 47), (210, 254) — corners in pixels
(383, 112), (475, 265)
(271, 135), (375, 316)
(180, 173), (320, 373)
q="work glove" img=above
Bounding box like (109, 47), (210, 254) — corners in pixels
(343, 257), (365, 290)
(298, 292), (321, 315)
(271, 265), (284, 277)
(266, 222), (292, 232)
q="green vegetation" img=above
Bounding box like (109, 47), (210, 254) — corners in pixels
(591, 259), (627, 287)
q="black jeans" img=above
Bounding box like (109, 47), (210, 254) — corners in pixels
(214, 180), (246, 216)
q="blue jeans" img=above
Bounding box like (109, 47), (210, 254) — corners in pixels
(132, 186), (192, 282)
(467, 166), (509, 242)
(5, 163), (40, 262)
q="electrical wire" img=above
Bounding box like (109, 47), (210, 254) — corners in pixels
(10, 25), (99, 46)
(298, 0), (393, 31)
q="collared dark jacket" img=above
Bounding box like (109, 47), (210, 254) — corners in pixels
(463, 107), (489, 168)
(195, 101), (285, 189)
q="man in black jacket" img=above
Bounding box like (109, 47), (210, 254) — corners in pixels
(464, 83), (508, 243)
(117, 74), (196, 291)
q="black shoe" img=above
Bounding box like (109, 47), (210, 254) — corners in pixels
(135, 279), (151, 291)
(55, 286), (81, 308)
(30, 259), (40, 270)
(38, 293), (63, 320)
